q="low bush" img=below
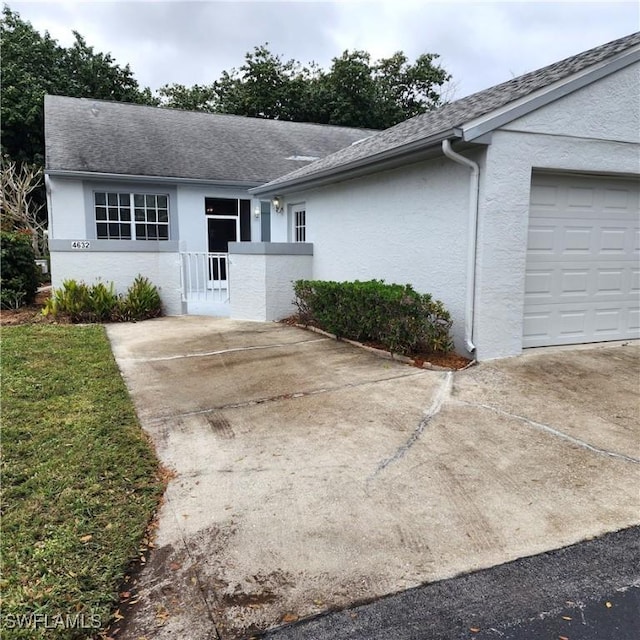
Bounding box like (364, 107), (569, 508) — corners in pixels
(43, 275), (162, 323)
(0, 230), (40, 309)
(293, 279), (453, 355)
(115, 275), (163, 322)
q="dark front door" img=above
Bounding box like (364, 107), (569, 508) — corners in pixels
(207, 218), (236, 280)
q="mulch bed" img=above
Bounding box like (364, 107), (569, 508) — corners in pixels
(0, 289), (60, 326)
(281, 316), (473, 371)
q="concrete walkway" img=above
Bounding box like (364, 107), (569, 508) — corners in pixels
(106, 317), (640, 640)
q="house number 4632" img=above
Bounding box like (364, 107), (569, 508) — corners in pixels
(71, 241), (91, 249)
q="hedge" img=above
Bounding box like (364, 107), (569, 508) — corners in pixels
(293, 279), (453, 355)
(0, 230), (40, 309)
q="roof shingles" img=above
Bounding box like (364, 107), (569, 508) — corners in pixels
(257, 31), (640, 191)
(45, 97), (375, 183)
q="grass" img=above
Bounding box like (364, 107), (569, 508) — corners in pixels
(1, 324), (163, 639)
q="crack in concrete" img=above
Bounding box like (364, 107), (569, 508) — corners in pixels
(146, 369), (428, 425)
(454, 400), (640, 465)
(368, 372), (453, 481)
(121, 337), (330, 363)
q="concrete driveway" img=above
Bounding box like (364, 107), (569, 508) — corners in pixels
(106, 317), (640, 640)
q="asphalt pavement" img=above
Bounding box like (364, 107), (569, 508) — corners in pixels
(261, 526), (640, 640)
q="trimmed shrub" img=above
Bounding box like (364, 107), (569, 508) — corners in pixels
(293, 279), (453, 355)
(115, 275), (163, 321)
(43, 275), (162, 323)
(0, 230), (40, 309)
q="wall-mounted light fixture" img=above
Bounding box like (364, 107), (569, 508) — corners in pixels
(272, 196), (284, 213)
(254, 205), (261, 218)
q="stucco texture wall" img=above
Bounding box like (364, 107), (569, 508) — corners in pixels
(230, 252), (312, 321)
(475, 63), (640, 360)
(286, 158), (473, 352)
(501, 64), (639, 143)
(47, 176), (85, 238)
(50, 251), (183, 315)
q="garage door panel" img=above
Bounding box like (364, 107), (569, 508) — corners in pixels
(563, 227), (592, 253)
(524, 174), (639, 348)
(525, 261), (634, 301)
(604, 186), (635, 210)
(523, 302), (640, 347)
(599, 227), (627, 253)
(596, 268), (625, 294)
(527, 226), (555, 253)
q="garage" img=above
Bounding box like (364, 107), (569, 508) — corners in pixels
(523, 173), (639, 348)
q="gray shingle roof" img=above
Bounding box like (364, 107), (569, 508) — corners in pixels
(44, 96), (375, 183)
(254, 31), (640, 193)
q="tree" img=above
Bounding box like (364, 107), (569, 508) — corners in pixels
(213, 45), (318, 121)
(371, 51), (451, 128)
(0, 157), (47, 258)
(304, 49), (450, 129)
(313, 50), (379, 128)
(0, 6), (157, 167)
(157, 83), (218, 112)
(199, 44), (450, 129)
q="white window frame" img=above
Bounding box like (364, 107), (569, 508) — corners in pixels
(94, 191), (170, 241)
(292, 204), (306, 243)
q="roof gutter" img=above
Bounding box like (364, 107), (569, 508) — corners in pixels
(45, 169), (262, 189)
(441, 139), (479, 354)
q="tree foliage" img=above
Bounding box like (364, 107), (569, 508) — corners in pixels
(156, 83), (218, 112)
(0, 6), (157, 166)
(0, 230), (40, 309)
(1, 6), (452, 166)
(159, 44), (451, 130)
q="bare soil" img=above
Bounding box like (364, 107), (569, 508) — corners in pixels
(0, 290), (60, 326)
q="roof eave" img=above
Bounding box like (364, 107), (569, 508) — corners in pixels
(250, 129), (458, 196)
(461, 44), (640, 142)
(45, 169), (262, 189)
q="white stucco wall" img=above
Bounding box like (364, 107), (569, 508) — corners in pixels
(229, 254), (267, 320)
(229, 246), (313, 321)
(264, 254), (313, 320)
(501, 64), (640, 143)
(50, 251), (183, 315)
(474, 68), (640, 360)
(47, 176), (86, 239)
(275, 157), (475, 352)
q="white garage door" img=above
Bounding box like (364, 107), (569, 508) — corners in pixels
(523, 173), (639, 348)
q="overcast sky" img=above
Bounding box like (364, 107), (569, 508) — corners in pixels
(9, 0), (640, 100)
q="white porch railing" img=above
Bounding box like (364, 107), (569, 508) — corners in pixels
(180, 252), (229, 303)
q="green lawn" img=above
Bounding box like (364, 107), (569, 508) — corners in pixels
(1, 325), (162, 639)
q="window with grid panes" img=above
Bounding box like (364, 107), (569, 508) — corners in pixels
(94, 192), (169, 240)
(294, 209), (306, 242)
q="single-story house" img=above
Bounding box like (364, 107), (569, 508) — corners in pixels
(45, 32), (639, 360)
(44, 98), (374, 316)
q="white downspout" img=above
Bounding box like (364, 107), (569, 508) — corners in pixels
(441, 139), (479, 353)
